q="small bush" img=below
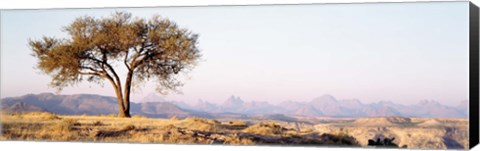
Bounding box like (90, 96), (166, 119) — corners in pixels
(367, 137), (400, 148)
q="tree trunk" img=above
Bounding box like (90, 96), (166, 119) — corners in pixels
(114, 87), (131, 118)
(118, 106), (131, 117)
(122, 70), (134, 118)
(105, 67), (133, 118)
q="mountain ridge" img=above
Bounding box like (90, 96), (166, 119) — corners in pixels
(0, 93), (469, 118)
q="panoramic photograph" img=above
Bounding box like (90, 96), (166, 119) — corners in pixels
(0, 2), (471, 150)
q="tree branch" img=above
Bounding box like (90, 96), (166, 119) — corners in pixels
(80, 66), (102, 73)
(124, 51), (131, 71)
(79, 72), (101, 76)
(102, 71), (127, 111)
(128, 39), (147, 69)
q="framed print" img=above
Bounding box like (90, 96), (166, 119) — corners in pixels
(1, 1), (479, 150)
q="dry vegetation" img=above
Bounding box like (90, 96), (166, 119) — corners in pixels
(0, 112), (359, 146)
(314, 117), (469, 149)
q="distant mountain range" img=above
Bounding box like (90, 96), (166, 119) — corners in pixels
(0, 93), (213, 118)
(0, 93), (469, 118)
(177, 94), (468, 118)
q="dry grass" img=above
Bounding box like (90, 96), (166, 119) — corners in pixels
(314, 117), (469, 149)
(243, 123), (292, 136)
(0, 112), (359, 146)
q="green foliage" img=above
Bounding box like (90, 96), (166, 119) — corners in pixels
(29, 11), (201, 93)
(29, 11), (201, 117)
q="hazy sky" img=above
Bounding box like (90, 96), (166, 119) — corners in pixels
(0, 2), (470, 105)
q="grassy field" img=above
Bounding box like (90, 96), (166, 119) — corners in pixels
(0, 112), (359, 146)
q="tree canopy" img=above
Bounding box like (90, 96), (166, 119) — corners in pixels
(29, 12), (201, 117)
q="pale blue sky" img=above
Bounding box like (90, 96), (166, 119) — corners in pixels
(0, 2), (470, 105)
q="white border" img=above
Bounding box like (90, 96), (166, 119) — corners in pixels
(0, 0), (469, 10)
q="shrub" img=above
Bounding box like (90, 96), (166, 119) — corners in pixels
(367, 137), (400, 148)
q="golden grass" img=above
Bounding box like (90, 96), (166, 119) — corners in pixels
(243, 123), (290, 136)
(0, 112), (360, 146)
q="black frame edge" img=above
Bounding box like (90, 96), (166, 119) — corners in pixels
(470, 1), (480, 150)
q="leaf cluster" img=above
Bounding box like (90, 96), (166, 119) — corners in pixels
(30, 12), (201, 94)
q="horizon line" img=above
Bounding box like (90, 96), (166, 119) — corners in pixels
(0, 92), (468, 107)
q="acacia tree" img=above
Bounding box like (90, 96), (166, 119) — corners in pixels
(29, 12), (201, 117)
